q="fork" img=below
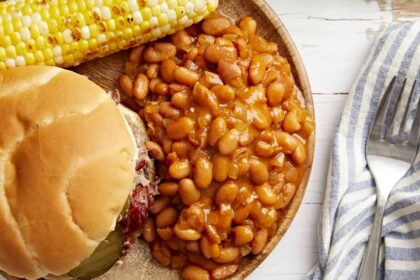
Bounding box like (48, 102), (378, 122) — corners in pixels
(358, 77), (420, 280)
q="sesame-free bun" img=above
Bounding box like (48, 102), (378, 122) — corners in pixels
(0, 66), (137, 279)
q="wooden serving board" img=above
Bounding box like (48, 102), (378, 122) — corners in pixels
(74, 0), (315, 279)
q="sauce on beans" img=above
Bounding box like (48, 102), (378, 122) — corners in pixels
(119, 13), (314, 280)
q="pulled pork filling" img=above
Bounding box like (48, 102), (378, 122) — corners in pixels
(113, 91), (157, 236)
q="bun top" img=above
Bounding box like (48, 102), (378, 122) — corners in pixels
(0, 66), (136, 279)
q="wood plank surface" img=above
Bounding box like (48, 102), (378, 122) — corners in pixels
(249, 0), (419, 279)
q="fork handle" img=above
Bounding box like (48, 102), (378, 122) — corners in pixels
(358, 202), (385, 280)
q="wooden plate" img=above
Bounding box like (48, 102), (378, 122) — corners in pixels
(74, 0), (315, 279)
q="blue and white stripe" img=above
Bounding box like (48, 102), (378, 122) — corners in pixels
(307, 21), (420, 280)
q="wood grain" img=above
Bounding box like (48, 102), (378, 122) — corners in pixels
(73, 0), (315, 279)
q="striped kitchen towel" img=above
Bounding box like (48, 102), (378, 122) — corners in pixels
(307, 21), (420, 280)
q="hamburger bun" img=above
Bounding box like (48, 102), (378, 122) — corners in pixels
(0, 66), (138, 279)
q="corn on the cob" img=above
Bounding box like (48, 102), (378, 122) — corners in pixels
(0, 0), (218, 70)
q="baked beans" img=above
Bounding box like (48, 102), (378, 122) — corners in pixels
(121, 13), (314, 280)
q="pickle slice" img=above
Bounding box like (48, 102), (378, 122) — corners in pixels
(68, 228), (124, 279)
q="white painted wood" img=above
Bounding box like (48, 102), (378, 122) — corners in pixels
(249, 1), (419, 279)
(265, 0), (413, 94)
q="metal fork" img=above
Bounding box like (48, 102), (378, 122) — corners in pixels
(358, 77), (420, 280)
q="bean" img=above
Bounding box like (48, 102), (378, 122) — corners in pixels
(218, 59), (241, 83)
(150, 197), (171, 214)
(204, 44), (238, 64)
(283, 110), (302, 133)
(234, 205), (251, 224)
(171, 254), (187, 269)
(193, 83), (219, 113)
(275, 131), (299, 154)
(146, 63), (159, 79)
(156, 207), (178, 228)
(254, 140), (274, 157)
(171, 91), (192, 110)
(171, 30), (194, 51)
(157, 227), (174, 241)
(143, 217), (156, 243)
(194, 158), (213, 189)
(208, 117), (228, 146)
(133, 74), (149, 100)
(249, 53), (274, 85)
(159, 101), (180, 120)
(161, 59), (177, 83)
(129, 45), (145, 64)
(182, 265), (210, 280)
(213, 247), (240, 264)
(169, 159), (192, 179)
(179, 178), (201, 205)
(251, 105), (272, 130)
(292, 143), (306, 165)
(174, 66), (199, 86)
(154, 82), (169, 96)
(151, 240), (171, 267)
(200, 235), (220, 259)
(186, 241), (200, 253)
(205, 224), (221, 244)
(166, 117), (195, 140)
(118, 74), (133, 96)
(251, 228), (268, 254)
(145, 140), (165, 161)
(174, 224), (201, 241)
(215, 182), (239, 205)
(211, 85), (235, 102)
(202, 15), (232, 36)
(212, 154), (230, 183)
(172, 140), (194, 159)
(255, 183), (277, 206)
(267, 82), (285, 106)
(158, 182), (178, 197)
(144, 42), (177, 63)
(218, 129), (240, 155)
(239, 17), (257, 39)
(249, 158), (268, 185)
(211, 264), (238, 280)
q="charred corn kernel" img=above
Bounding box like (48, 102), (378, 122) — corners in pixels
(0, 0), (218, 69)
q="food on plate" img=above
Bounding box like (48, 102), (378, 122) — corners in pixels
(0, 66), (156, 279)
(119, 13), (315, 279)
(0, 0), (218, 70)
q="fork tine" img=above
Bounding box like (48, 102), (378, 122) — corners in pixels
(408, 81), (419, 146)
(398, 80), (418, 142)
(370, 76), (397, 140)
(385, 78), (407, 142)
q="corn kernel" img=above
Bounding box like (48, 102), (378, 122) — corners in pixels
(36, 37), (46, 49)
(63, 54), (75, 65)
(158, 14), (168, 26)
(123, 28), (133, 40)
(43, 48), (53, 60)
(25, 53), (35, 65)
(107, 19), (116, 31)
(152, 6), (161, 16)
(4, 22), (13, 35)
(15, 43), (26, 55)
(12, 20), (22, 32)
(0, 62), (6, 70)
(79, 40), (89, 52)
(141, 8), (152, 20)
(29, 24), (40, 38)
(0, 48), (6, 60)
(6, 46), (16, 58)
(34, 50), (44, 62)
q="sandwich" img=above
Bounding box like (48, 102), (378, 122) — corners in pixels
(0, 66), (156, 279)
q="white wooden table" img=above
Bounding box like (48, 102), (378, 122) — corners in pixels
(248, 1), (420, 279)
